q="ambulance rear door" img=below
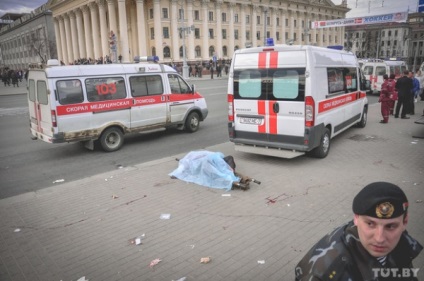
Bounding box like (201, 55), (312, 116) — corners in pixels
(28, 71), (55, 142)
(232, 50), (306, 148)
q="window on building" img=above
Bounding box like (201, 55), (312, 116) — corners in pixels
(276, 17), (280, 26)
(266, 31), (270, 39)
(382, 31), (385, 37)
(267, 16), (270, 25)
(149, 9), (153, 19)
(294, 19), (297, 27)
(162, 8), (168, 18)
(195, 46), (201, 57)
(179, 9), (184, 20)
(209, 46), (215, 57)
(209, 11), (214, 21)
(223, 46), (227, 56)
(222, 29), (227, 39)
(257, 31), (260, 40)
(234, 13), (238, 23)
(195, 28), (200, 39)
(152, 47), (156, 56)
(246, 15), (250, 24)
(179, 46), (184, 58)
(285, 18), (288, 26)
(382, 41), (385, 46)
(194, 10), (200, 20)
(151, 28), (155, 39)
(222, 12), (227, 22)
(388, 30), (392, 36)
(235, 29), (239, 39)
(387, 41), (391, 46)
(163, 27), (169, 39)
(209, 29), (214, 39)
(246, 31), (250, 40)
(276, 32), (280, 41)
(302, 20), (304, 28)
(395, 30), (398, 36)
(164, 46), (170, 58)
(257, 15), (260, 25)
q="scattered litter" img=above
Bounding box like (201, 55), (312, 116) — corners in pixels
(222, 194), (231, 197)
(416, 200), (423, 203)
(413, 183), (419, 186)
(257, 260), (265, 264)
(76, 277), (88, 281)
(14, 228), (21, 233)
(116, 164), (124, 169)
(200, 257), (211, 264)
(53, 179), (65, 183)
(187, 244), (195, 249)
(112, 195), (119, 199)
(160, 214), (171, 220)
(129, 234), (145, 245)
(149, 258), (161, 268)
(411, 141), (418, 144)
(172, 277), (187, 281)
(287, 204), (290, 207)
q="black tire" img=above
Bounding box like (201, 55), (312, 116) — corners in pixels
(356, 107), (367, 128)
(185, 112), (200, 133)
(99, 127), (124, 152)
(311, 128), (331, 158)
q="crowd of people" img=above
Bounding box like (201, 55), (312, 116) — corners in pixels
(379, 69), (424, 123)
(1, 68), (27, 87)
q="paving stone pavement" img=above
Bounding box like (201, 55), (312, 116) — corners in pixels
(0, 98), (423, 281)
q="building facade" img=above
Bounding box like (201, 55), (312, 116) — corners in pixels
(345, 12), (424, 70)
(47, 0), (349, 65)
(0, 6), (56, 70)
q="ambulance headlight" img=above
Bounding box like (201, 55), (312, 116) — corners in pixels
(265, 38), (274, 46)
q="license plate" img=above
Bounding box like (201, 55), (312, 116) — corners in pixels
(239, 117), (262, 125)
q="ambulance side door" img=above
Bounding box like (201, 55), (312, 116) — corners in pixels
(129, 74), (167, 128)
(167, 74), (195, 123)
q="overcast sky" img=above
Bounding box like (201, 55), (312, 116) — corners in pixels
(0, 0), (420, 19)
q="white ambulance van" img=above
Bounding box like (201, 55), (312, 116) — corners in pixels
(362, 59), (407, 94)
(27, 57), (208, 152)
(227, 44), (369, 159)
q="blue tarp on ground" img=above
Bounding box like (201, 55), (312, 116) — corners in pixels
(169, 151), (240, 191)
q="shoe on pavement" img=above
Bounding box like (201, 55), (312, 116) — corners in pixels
(379, 120), (387, 123)
(394, 115), (399, 118)
(401, 116), (410, 119)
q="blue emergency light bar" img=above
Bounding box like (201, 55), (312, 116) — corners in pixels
(327, 45), (344, 50)
(265, 38), (274, 46)
(133, 56), (160, 63)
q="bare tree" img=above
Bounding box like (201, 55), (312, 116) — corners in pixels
(26, 28), (53, 64)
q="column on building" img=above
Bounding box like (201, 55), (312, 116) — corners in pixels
(251, 5), (257, 47)
(75, 8), (86, 59)
(98, 0), (109, 59)
(118, 0), (130, 62)
(89, 2), (101, 60)
(186, 0), (195, 61)
(136, 0), (147, 56)
(69, 11), (80, 62)
(82, 5), (94, 60)
(64, 14), (73, 63)
(152, 0), (163, 61)
(107, 0), (118, 55)
(297, 11), (303, 44)
(280, 9), (286, 44)
(201, 0), (209, 60)
(228, 2), (235, 54)
(240, 4), (246, 48)
(171, 0), (179, 61)
(54, 18), (63, 62)
(271, 8), (277, 42)
(338, 27), (343, 46)
(318, 15), (323, 46)
(215, 0), (222, 58)
(289, 10), (294, 42)
(129, 2), (137, 59)
(311, 13), (317, 45)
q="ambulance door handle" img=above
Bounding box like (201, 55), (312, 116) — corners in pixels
(273, 102), (279, 113)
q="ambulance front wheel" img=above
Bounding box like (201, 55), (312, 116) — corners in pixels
(185, 112), (200, 133)
(99, 127), (124, 152)
(310, 128), (331, 158)
(356, 107), (368, 128)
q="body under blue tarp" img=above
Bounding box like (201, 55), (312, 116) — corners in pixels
(169, 151), (240, 191)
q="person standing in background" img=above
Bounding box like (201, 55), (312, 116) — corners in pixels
(379, 74), (394, 123)
(395, 70), (413, 119)
(410, 71), (420, 115)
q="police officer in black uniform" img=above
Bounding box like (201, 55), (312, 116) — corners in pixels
(295, 182), (422, 281)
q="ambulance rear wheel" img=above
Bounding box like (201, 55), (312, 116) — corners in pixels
(185, 112), (200, 133)
(311, 128), (331, 158)
(99, 127), (124, 152)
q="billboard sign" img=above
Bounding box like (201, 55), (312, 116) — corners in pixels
(311, 11), (408, 29)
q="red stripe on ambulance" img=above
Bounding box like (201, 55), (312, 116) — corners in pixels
(269, 52), (278, 68)
(268, 101), (277, 134)
(258, 53), (267, 69)
(258, 100), (266, 133)
(318, 92), (360, 113)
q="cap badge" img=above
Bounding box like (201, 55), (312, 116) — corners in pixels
(376, 202), (394, 218)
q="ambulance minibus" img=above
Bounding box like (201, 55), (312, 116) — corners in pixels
(227, 42), (369, 159)
(27, 57), (208, 152)
(362, 59), (407, 94)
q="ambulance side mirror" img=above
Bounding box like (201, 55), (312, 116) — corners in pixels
(191, 84), (195, 94)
